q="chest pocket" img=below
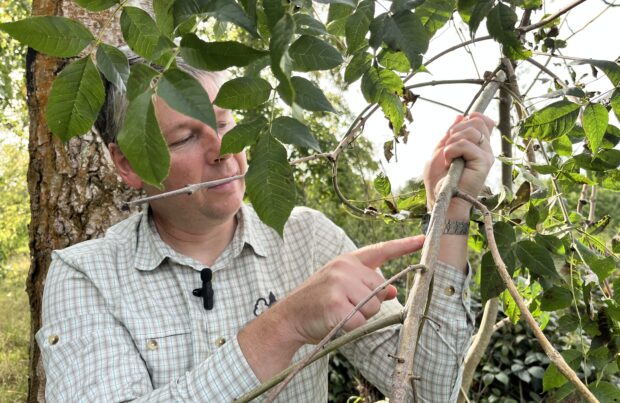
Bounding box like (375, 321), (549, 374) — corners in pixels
(133, 323), (192, 388)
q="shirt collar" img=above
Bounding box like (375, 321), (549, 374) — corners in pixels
(133, 204), (267, 272)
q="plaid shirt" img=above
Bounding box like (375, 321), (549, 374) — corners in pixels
(37, 205), (474, 402)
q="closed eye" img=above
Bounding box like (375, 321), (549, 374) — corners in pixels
(169, 132), (197, 148)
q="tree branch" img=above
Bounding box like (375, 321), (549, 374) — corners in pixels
(455, 190), (599, 403)
(389, 69), (507, 403)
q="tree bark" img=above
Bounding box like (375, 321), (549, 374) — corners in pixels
(25, 1), (140, 401)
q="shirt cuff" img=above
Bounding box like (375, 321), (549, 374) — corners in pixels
(188, 333), (261, 401)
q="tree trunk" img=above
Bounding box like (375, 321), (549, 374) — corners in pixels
(25, 1), (140, 401)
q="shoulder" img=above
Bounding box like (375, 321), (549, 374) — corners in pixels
(51, 212), (143, 272)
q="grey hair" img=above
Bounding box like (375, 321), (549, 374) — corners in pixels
(95, 51), (228, 145)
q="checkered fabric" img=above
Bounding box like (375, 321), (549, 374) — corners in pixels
(36, 204), (474, 402)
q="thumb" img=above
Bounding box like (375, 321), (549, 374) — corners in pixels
(351, 235), (425, 269)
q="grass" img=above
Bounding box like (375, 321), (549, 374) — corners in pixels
(0, 255), (30, 403)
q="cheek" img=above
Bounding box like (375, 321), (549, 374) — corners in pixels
(235, 152), (248, 173)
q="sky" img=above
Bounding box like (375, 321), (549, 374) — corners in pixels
(346, 0), (620, 191)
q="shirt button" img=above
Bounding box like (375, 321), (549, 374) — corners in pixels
(214, 337), (226, 347)
(147, 339), (158, 350)
(444, 286), (456, 296)
(48, 335), (59, 345)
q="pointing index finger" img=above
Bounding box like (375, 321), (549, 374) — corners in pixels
(351, 235), (426, 269)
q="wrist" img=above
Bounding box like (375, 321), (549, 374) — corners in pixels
(447, 198), (472, 220)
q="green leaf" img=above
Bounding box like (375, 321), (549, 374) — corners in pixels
(45, 57), (105, 141)
(590, 256), (616, 283)
(293, 14), (327, 36)
(543, 350), (581, 391)
(382, 11), (429, 68)
(582, 103), (609, 154)
(96, 43), (130, 92)
(456, 0), (475, 23)
(534, 234), (566, 255)
(602, 169), (620, 191)
(519, 100), (580, 140)
(368, 13), (389, 49)
(361, 67), (405, 133)
(271, 116), (321, 151)
(486, 3), (531, 59)
(591, 382), (620, 401)
(378, 93), (405, 134)
(157, 68), (217, 130)
(246, 134), (296, 236)
(373, 172), (391, 196)
(117, 89), (170, 188)
(289, 35), (343, 71)
(501, 289), (520, 323)
(576, 59), (620, 86)
(180, 34), (267, 71)
(126, 63), (158, 101)
(153, 0), (175, 37)
(345, 0), (374, 55)
(540, 286), (573, 311)
(551, 134), (572, 157)
(220, 117), (267, 154)
(377, 49), (411, 72)
(345, 51), (372, 83)
(480, 251), (505, 304)
(0, 16), (94, 57)
(263, 0), (285, 29)
(214, 77), (272, 109)
(285, 76), (335, 112)
(361, 67), (403, 103)
(74, 0), (118, 11)
(414, 0), (455, 38)
(468, 0), (493, 37)
(207, 0), (259, 37)
(321, 0), (357, 8)
(515, 240), (560, 280)
(611, 88), (620, 122)
(121, 6), (173, 62)
(270, 14), (296, 103)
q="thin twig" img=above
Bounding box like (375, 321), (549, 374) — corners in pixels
(516, 0), (589, 33)
(464, 69), (503, 115)
(265, 264), (426, 401)
(403, 79), (485, 91)
(122, 174), (245, 208)
(524, 58), (569, 89)
(587, 185), (597, 225)
(493, 317), (511, 332)
(455, 190), (599, 403)
(234, 312), (402, 402)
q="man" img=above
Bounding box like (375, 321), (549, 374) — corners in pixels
(36, 64), (495, 402)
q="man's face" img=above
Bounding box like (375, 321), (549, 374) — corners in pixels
(145, 75), (247, 226)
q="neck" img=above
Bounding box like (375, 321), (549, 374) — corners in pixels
(152, 212), (238, 266)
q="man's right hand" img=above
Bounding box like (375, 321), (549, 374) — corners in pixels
(238, 235), (425, 381)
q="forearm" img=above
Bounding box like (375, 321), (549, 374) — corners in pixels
(238, 303), (304, 382)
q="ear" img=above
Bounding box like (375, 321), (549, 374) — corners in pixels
(108, 143), (143, 189)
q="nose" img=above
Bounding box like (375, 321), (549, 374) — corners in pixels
(203, 126), (231, 164)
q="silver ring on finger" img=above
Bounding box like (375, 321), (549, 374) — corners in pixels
(477, 132), (484, 146)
